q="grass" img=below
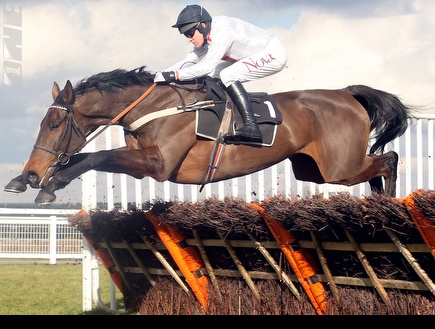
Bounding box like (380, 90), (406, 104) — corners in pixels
(0, 262), (125, 315)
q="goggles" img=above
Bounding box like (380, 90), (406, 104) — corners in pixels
(183, 22), (200, 38)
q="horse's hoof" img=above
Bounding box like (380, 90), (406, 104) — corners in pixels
(4, 178), (27, 193)
(35, 190), (56, 204)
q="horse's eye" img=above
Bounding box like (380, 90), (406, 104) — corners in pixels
(50, 122), (60, 130)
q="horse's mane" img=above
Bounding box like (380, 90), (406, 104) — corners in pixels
(73, 66), (155, 94)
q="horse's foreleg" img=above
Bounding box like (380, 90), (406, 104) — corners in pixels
(35, 148), (163, 204)
(34, 153), (93, 204)
(4, 175), (28, 193)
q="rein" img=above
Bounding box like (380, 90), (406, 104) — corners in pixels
(82, 82), (157, 148)
(34, 83), (157, 187)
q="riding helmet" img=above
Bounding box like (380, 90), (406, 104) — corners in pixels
(172, 5), (212, 35)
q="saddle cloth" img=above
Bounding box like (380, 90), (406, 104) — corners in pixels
(195, 79), (282, 147)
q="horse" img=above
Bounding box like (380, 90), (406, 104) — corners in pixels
(4, 67), (413, 204)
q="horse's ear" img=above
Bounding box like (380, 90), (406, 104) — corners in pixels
(62, 80), (75, 104)
(52, 82), (60, 100)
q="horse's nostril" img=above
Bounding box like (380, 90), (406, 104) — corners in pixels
(26, 172), (39, 186)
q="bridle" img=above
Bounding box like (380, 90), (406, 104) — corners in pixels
(34, 104), (87, 160)
(33, 104), (88, 187)
(33, 83), (157, 188)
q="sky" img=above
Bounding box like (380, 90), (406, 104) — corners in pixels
(0, 0), (434, 204)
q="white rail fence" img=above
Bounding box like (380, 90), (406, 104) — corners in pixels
(0, 208), (82, 264)
(0, 208), (110, 311)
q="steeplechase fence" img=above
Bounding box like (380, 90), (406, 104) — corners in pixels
(71, 189), (435, 315)
(75, 114), (435, 314)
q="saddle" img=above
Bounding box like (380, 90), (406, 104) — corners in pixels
(196, 77), (282, 147)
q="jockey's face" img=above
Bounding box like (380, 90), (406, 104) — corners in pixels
(185, 23), (206, 48)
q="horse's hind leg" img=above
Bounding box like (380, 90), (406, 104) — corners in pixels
(369, 176), (383, 194)
(368, 151), (399, 197)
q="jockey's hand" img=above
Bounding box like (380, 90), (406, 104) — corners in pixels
(154, 71), (176, 83)
(162, 71), (176, 82)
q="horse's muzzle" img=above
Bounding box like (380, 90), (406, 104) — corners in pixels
(26, 171), (41, 188)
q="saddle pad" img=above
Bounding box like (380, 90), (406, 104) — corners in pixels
(196, 93), (282, 147)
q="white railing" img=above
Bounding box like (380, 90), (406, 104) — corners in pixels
(0, 208), (114, 312)
(81, 114), (435, 210)
(0, 208), (82, 264)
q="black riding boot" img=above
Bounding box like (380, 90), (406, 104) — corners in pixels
(224, 81), (262, 143)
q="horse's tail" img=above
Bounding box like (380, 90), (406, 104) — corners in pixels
(345, 85), (413, 154)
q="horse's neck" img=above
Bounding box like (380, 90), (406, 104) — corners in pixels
(74, 83), (213, 133)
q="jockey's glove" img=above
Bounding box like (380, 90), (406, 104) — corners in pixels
(154, 71), (177, 83)
(162, 71), (176, 82)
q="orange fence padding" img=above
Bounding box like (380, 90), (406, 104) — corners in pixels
(403, 190), (435, 259)
(249, 203), (327, 315)
(84, 235), (124, 293)
(145, 210), (210, 312)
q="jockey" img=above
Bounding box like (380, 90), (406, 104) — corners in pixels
(154, 4), (287, 143)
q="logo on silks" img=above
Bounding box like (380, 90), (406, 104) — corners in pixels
(242, 54), (276, 73)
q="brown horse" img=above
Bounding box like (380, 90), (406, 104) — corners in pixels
(4, 67), (413, 204)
